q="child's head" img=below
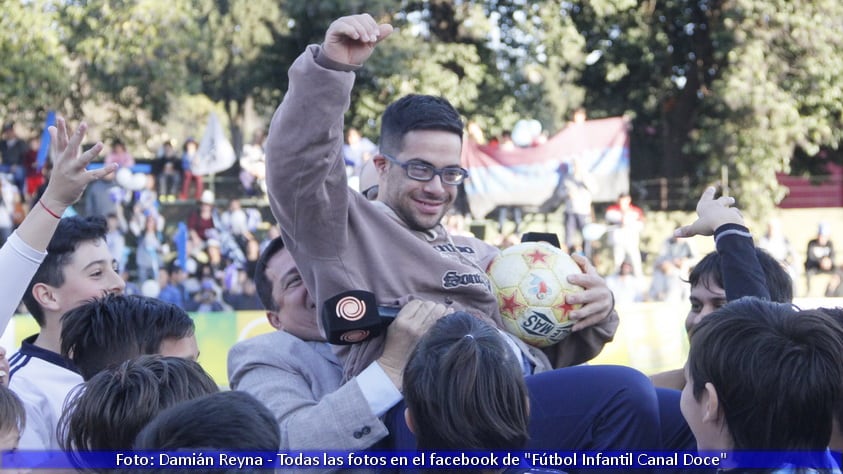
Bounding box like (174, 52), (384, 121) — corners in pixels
(133, 391), (279, 474)
(22, 216), (124, 326)
(0, 386), (25, 451)
(681, 298), (843, 451)
(403, 312), (529, 454)
(685, 247), (792, 333)
(58, 355), (218, 456)
(60, 294), (198, 381)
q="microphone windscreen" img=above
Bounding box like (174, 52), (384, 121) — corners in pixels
(321, 290), (383, 345)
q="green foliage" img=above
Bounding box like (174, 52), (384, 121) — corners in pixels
(554, 0), (843, 218)
(1, 0), (841, 217)
(0, 0), (72, 123)
(61, 0), (202, 124)
(688, 0), (843, 217)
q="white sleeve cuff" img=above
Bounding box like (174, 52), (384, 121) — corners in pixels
(356, 362), (403, 417)
(714, 228), (752, 245)
(8, 231), (48, 264)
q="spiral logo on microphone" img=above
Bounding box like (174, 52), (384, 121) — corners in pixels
(335, 296), (366, 321)
(340, 330), (370, 344)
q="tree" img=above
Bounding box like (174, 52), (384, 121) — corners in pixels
(188, 0), (289, 156)
(0, 0), (73, 125)
(8, 0), (840, 218)
(344, 1), (525, 139)
(692, 0), (843, 217)
(561, 0), (843, 217)
(60, 0), (203, 141)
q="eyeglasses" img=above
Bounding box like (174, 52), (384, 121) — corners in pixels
(381, 153), (469, 186)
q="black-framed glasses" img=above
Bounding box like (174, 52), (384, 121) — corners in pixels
(381, 153), (469, 185)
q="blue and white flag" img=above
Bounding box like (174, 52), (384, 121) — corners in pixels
(462, 117), (631, 218)
(36, 111), (56, 171)
(192, 112), (236, 176)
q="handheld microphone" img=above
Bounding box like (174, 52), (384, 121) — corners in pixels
(321, 290), (399, 345)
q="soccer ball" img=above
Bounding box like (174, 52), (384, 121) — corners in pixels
(487, 242), (584, 348)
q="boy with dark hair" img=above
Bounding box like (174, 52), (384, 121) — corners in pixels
(9, 215), (124, 450)
(58, 355), (218, 460)
(60, 294), (198, 381)
(685, 247), (792, 332)
(133, 391), (279, 474)
(682, 298), (843, 470)
(0, 117), (116, 332)
(403, 311), (529, 453)
(19, 215), (122, 333)
(651, 187), (793, 391)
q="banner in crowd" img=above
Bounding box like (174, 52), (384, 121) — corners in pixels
(461, 117), (630, 218)
(192, 112), (236, 176)
(35, 110), (56, 171)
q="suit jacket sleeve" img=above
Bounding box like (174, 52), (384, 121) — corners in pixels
(227, 334), (388, 451)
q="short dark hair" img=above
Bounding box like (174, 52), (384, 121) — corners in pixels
(688, 298), (843, 450)
(58, 355), (218, 459)
(379, 94), (464, 155)
(60, 294), (196, 381)
(253, 236), (285, 312)
(22, 216), (109, 326)
(689, 247), (793, 303)
(403, 312), (529, 457)
(133, 391), (279, 474)
(0, 385), (25, 435)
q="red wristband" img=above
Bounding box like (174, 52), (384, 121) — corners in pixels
(39, 200), (61, 219)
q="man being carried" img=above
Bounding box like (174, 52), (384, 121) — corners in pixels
(265, 13), (617, 379)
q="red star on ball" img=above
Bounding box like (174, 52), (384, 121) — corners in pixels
(554, 301), (576, 315)
(525, 249), (549, 264)
(500, 293), (525, 317)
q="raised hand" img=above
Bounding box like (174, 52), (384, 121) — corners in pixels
(40, 118), (117, 213)
(674, 186), (744, 238)
(322, 14), (393, 66)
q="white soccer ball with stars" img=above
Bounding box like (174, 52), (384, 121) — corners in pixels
(487, 242), (584, 348)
